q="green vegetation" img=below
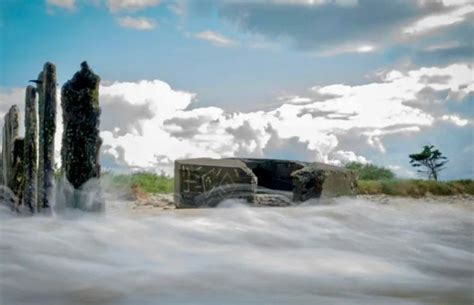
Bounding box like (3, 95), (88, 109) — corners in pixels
(345, 162), (395, 180)
(346, 160), (471, 197)
(344, 162), (470, 197)
(409, 145), (448, 181)
(357, 179), (474, 197)
(104, 172), (173, 194)
(99, 169), (473, 199)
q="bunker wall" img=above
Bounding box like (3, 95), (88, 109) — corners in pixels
(174, 158), (356, 208)
(174, 159), (257, 208)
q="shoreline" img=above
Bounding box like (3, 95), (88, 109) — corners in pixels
(356, 194), (474, 205)
(123, 192), (474, 213)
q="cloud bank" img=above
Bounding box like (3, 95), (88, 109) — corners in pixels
(215, 0), (473, 57)
(0, 63), (471, 177)
(96, 63), (472, 175)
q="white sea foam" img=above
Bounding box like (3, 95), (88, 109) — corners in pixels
(0, 197), (473, 305)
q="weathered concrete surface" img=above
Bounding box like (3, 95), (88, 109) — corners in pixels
(2, 105), (20, 191)
(292, 162), (357, 201)
(37, 62), (57, 211)
(174, 158), (257, 208)
(23, 86), (37, 212)
(61, 62), (103, 211)
(174, 158), (356, 208)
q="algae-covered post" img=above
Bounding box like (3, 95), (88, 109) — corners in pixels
(61, 61), (103, 211)
(11, 137), (25, 207)
(37, 62), (57, 211)
(23, 85), (38, 212)
(36, 71), (44, 209)
(0, 153), (3, 186)
(2, 105), (20, 191)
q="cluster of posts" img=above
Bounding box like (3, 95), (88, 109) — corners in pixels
(0, 61), (103, 213)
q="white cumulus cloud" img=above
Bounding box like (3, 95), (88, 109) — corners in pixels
(316, 43), (377, 57)
(329, 150), (369, 167)
(441, 114), (469, 126)
(404, 4), (474, 35)
(194, 31), (237, 47)
(107, 0), (160, 12)
(117, 16), (157, 30)
(387, 165), (416, 179)
(47, 0), (76, 10)
(97, 63), (472, 174)
(1, 63), (472, 175)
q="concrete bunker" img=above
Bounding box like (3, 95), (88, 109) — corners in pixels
(174, 158), (356, 208)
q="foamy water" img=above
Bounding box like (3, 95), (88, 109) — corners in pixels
(1, 197), (473, 305)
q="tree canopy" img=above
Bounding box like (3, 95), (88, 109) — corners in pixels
(409, 145), (448, 181)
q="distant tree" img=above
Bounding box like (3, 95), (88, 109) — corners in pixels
(345, 162), (395, 180)
(409, 145), (448, 181)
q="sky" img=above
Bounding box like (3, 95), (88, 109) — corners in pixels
(0, 0), (473, 179)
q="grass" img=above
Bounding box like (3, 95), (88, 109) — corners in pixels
(345, 162), (395, 180)
(357, 179), (474, 197)
(103, 172), (174, 194)
(101, 171), (474, 198)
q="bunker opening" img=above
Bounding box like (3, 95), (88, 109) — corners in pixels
(238, 159), (305, 192)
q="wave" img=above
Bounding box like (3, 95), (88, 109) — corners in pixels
(0, 197), (473, 305)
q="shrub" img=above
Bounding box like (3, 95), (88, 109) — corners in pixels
(345, 162), (395, 180)
(356, 180), (383, 194)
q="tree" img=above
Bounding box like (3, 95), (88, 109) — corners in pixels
(345, 162), (395, 180)
(409, 145), (448, 181)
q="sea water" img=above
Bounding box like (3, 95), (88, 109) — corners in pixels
(1, 197), (473, 305)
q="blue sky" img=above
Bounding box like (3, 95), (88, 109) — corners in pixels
(1, 0), (473, 179)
